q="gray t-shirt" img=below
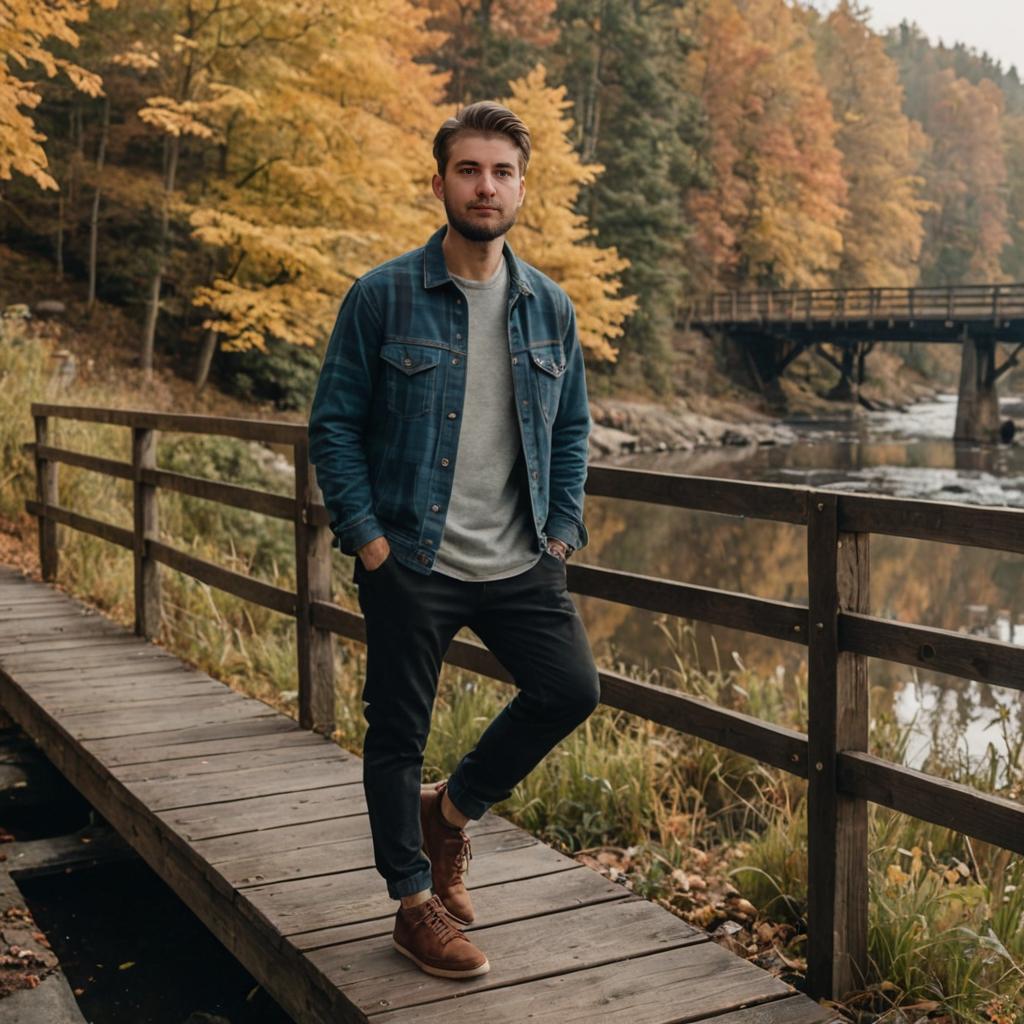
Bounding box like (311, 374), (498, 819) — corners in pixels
(432, 259), (541, 581)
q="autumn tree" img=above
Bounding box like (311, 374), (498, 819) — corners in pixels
(684, 0), (847, 291)
(1003, 113), (1024, 281)
(504, 65), (634, 361)
(418, 0), (558, 103)
(554, 0), (701, 394)
(181, 0), (448, 388)
(0, 0), (115, 191)
(812, 1), (926, 287)
(920, 69), (1009, 283)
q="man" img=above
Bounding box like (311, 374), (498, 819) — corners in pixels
(308, 101), (600, 980)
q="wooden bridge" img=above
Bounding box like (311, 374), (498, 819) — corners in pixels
(5, 404), (1024, 1021)
(687, 283), (1024, 442)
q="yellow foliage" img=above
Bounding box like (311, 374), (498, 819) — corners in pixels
(504, 65), (636, 361)
(0, 0), (117, 190)
(171, 0), (447, 352)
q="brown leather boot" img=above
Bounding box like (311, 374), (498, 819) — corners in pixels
(420, 780), (475, 925)
(392, 895), (489, 978)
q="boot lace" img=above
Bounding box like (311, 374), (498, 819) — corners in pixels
(448, 833), (472, 884)
(422, 898), (461, 946)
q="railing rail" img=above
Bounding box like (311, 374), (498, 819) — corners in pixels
(689, 282), (1024, 325)
(23, 403), (1024, 1002)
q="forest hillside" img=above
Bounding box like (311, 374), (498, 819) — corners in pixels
(2, 0), (1023, 407)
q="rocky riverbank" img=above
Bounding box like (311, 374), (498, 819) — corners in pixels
(588, 397), (797, 457)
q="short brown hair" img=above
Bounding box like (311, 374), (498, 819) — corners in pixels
(432, 102), (531, 176)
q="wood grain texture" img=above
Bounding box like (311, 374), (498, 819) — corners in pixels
(372, 945), (813, 1024)
(839, 612), (1024, 691)
(311, 898), (704, 1016)
(838, 751), (1024, 855)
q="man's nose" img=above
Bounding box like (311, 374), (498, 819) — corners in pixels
(476, 174), (497, 196)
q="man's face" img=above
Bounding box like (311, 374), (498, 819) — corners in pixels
(432, 132), (526, 243)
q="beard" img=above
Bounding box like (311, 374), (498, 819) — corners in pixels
(445, 197), (519, 242)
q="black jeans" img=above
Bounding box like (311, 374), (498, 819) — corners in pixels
(353, 548), (600, 899)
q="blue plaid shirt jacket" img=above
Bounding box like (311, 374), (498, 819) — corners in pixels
(307, 226), (592, 576)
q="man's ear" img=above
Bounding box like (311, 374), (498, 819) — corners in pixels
(517, 176), (526, 209)
(431, 173), (444, 202)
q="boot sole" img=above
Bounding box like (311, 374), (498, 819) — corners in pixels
(393, 939), (490, 978)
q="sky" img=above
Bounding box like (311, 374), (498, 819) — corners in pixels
(814, 1), (1023, 75)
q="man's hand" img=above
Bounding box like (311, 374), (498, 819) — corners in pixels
(358, 536), (391, 571)
(545, 538), (570, 562)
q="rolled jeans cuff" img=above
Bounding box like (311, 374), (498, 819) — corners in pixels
(445, 769), (492, 821)
(388, 867), (434, 901)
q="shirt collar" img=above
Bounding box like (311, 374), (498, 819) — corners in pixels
(423, 224), (533, 297)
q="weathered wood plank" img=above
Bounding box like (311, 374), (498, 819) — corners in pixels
(310, 898), (704, 1016)
(142, 466), (296, 520)
(126, 755), (362, 811)
(85, 713), (298, 758)
(33, 442), (133, 481)
(838, 751), (1024, 855)
(193, 808), (510, 867)
(31, 681), (231, 712)
(112, 741), (342, 784)
(159, 783), (371, 842)
(806, 496), (869, 998)
(148, 539), (297, 616)
(25, 498), (134, 550)
(87, 720), (315, 765)
(372, 944), (811, 1024)
(839, 612), (1024, 691)
(585, 465), (809, 525)
(66, 700), (278, 742)
(30, 403), (308, 445)
(568, 564), (808, 645)
(248, 863), (632, 940)
(838, 492), (1024, 554)
(220, 821), (569, 892)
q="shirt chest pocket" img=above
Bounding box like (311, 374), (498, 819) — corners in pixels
(379, 341), (443, 420)
(528, 341), (566, 423)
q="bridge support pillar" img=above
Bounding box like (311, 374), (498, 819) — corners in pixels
(954, 333), (1000, 443)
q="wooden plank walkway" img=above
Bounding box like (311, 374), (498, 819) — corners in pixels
(0, 564), (832, 1024)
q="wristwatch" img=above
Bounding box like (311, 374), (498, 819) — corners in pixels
(545, 539), (572, 562)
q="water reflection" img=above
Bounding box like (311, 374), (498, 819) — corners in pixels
(574, 396), (1024, 768)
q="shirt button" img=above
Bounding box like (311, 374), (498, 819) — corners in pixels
(425, 538), (433, 546)
(447, 411), (457, 420)
(417, 553), (430, 565)
(431, 504), (440, 512)
(451, 357), (459, 365)
(403, 357), (413, 367)
(521, 400), (528, 407)
(532, 470), (539, 479)
(440, 457), (450, 466)
(456, 333), (463, 340)
(511, 356), (518, 365)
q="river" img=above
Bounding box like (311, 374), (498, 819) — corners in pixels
(573, 394), (1024, 770)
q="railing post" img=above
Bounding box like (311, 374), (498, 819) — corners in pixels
(806, 492), (869, 1000)
(33, 414), (59, 581)
(294, 440), (335, 735)
(132, 426), (161, 638)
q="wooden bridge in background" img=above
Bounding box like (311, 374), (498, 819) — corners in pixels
(687, 283), (1024, 443)
(4, 403), (1024, 1020)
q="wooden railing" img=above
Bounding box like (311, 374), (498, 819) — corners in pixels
(690, 282), (1024, 326)
(24, 403), (1024, 1002)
